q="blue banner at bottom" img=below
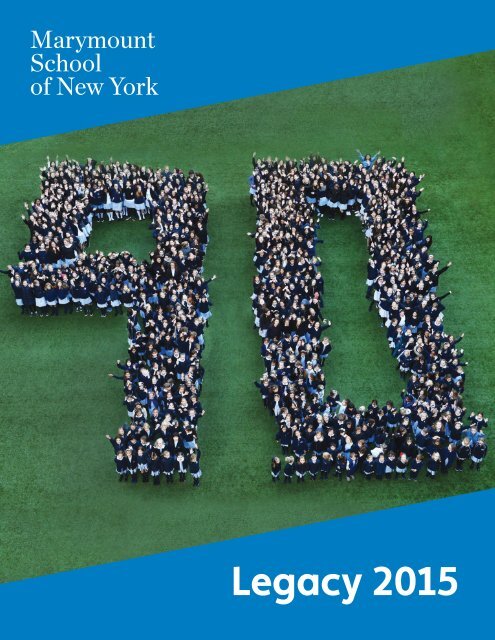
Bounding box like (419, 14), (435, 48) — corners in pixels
(2, 490), (493, 638)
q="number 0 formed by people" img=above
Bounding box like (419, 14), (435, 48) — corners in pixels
(6, 158), (210, 486)
(251, 154), (487, 481)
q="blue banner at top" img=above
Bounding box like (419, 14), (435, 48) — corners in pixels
(1, 0), (494, 144)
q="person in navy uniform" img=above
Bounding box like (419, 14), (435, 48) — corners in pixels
(346, 452), (358, 482)
(295, 456), (308, 483)
(175, 452), (188, 482)
(283, 456), (295, 484)
(114, 450), (126, 481)
(161, 450), (174, 483)
(189, 454), (202, 487)
(125, 448), (138, 484)
(469, 412), (488, 432)
(470, 439), (488, 471)
(149, 451), (161, 486)
(134, 186), (147, 220)
(136, 446), (149, 483)
(105, 432), (125, 454)
(44, 283), (59, 316)
(363, 453), (374, 480)
(456, 438), (471, 471)
(335, 454), (346, 481)
(108, 283), (123, 316)
(308, 454), (320, 480)
(395, 453), (408, 479)
(409, 454), (423, 481)
(95, 285), (109, 317)
(374, 453), (386, 480)
(320, 452), (332, 480)
(440, 443), (456, 475)
(426, 452), (441, 479)
(292, 431), (308, 459)
(110, 181), (124, 219)
(384, 451), (396, 480)
(271, 456), (281, 482)
(276, 426), (292, 455)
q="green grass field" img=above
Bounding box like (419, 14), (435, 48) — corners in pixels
(0, 52), (494, 582)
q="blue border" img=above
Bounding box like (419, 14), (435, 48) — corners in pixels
(2, 0), (494, 144)
(1, 490), (493, 638)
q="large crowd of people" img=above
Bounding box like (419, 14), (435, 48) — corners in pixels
(2, 152), (489, 488)
(3, 157), (211, 486)
(249, 153), (488, 482)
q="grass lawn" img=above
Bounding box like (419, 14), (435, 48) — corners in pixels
(0, 51), (493, 582)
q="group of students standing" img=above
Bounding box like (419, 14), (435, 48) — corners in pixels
(248, 153), (488, 484)
(106, 425), (202, 486)
(271, 411), (488, 483)
(3, 158), (209, 319)
(4, 157), (211, 486)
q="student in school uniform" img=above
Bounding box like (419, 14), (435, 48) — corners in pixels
(134, 187), (147, 220)
(308, 454), (320, 480)
(395, 453), (408, 479)
(374, 453), (386, 480)
(19, 280), (35, 316)
(469, 412), (488, 432)
(161, 450), (175, 483)
(123, 182), (135, 217)
(33, 280), (47, 316)
(426, 452), (441, 479)
(470, 439), (488, 471)
(189, 453), (202, 487)
(295, 456), (308, 483)
(346, 452), (358, 482)
(283, 456), (295, 483)
(175, 452), (188, 482)
(78, 279), (93, 317)
(292, 430), (308, 459)
(335, 454), (346, 481)
(108, 283), (123, 316)
(120, 285), (135, 310)
(125, 448), (138, 484)
(114, 450), (127, 481)
(440, 443), (456, 475)
(95, 285), (110, 317)
(105, 430), (126, 452)
(363, 453), (375, 480)
(60, 237), (79, 266)
(136, 447), (149, 483)
(57, 281), (72, 313)
(44, 283), (59, 316)
(384, 452), (396, 480)
(455, 438), (471, 472)
(409, 454), (423, 481)
(271, 456), (281, 482)
(320, 452), (332, 480)
(276, 425), (292, 455)
(149, 451), (162, 486)
(110, 182), (125, 219)
(401, 436), (418, 460)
